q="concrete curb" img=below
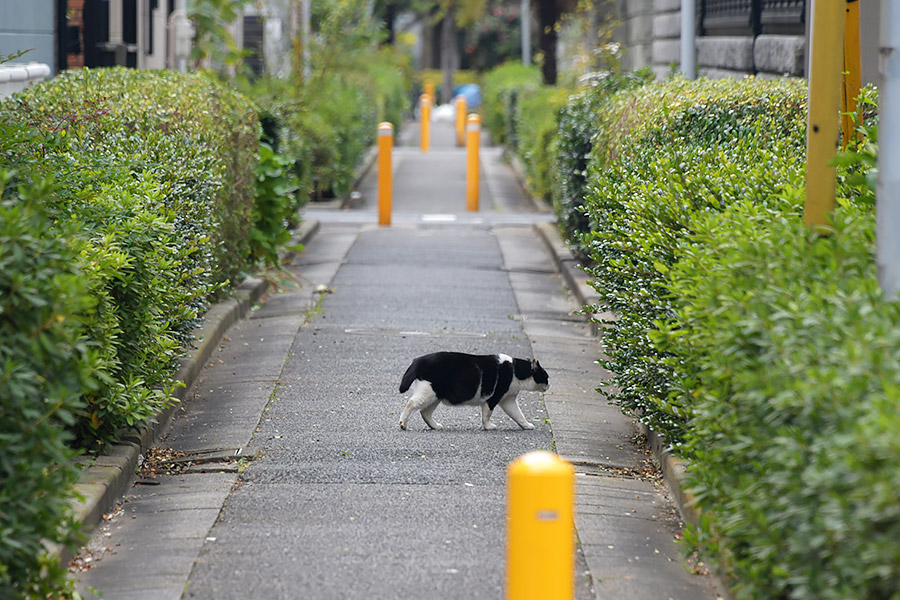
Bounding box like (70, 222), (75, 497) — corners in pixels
(62, 219), (321, 564)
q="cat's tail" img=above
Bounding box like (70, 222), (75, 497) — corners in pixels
(399, 358), (420, 393)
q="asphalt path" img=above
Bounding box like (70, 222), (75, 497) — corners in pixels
(183, 225), (567, 599)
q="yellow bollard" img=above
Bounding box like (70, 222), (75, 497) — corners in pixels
(804, 0), (846, 229)
(420, 94), (431, 153)
(466, 113), (481, 212)
(841, 0), (861, 148)
(455, 95), (467, 147)
(377, 122), (393, 226)
(424, 80), (436, 105)
(506, 451), (575, 600)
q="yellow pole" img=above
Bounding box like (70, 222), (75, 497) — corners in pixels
(377, 122), (393, 226)
(841, 0), (862, 148)
(506, 451), (575, 600)
(805, 0), (846, 229)
(466, 113), (481, 212)
(455, 95), (467, 147)
(424, 80), (436, 105)
(420, 94), (431, 153)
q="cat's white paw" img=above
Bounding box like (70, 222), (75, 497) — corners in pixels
(429, 422), (443, 431)
(484, 422), (497, 430)
(520, 422), (535, 430)
(399, 420), (407, 430)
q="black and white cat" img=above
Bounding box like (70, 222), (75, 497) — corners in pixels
(398, 351), (549, 431)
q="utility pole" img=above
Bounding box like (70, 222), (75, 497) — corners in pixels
(521, 0), (531, 65)
(877, 0), (900, 296)
(302, 0), (311, 83)
(680, 0), (696, 79)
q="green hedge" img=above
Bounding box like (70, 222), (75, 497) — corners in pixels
(481, 61), (542, 146)
(0, 173), (93, 599)
(513, 85), (570, 201)
(550, 70), (653, 251)
(1, 68), (259, 449)
(574, 75), (899, 598)
(580, 77), (808, 443)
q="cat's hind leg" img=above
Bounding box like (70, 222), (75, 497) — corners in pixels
(419, 400), (443, 430)
(400, 380), (437, 430)
(499, 394), (535, 430)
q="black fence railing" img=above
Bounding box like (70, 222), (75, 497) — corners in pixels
(699, 0), (806, 36)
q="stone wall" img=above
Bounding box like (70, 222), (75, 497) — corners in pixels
(613, 0), (808, 80)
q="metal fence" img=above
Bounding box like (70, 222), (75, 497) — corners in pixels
(699, 0), (806, 36)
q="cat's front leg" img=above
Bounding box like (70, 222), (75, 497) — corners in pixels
(499, 395), (535, 430)
(481, 403), (497, 430)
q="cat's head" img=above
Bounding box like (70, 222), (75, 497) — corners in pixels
(516, 358), (549, 392)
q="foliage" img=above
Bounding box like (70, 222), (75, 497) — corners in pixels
(0, 67), (259, 449)
(190, 0), (249, 71)
(0, 171), (92, 599)
(550, 69), (653, 252)
(670, 198), (900, 600)
(462, 1), (527, 71)
(481, 61), (542, 144)
(513, 85), (570, 200)
(251, 142), (303, 265)
(580, 77), (808, 443)
(576, 75), (896, 597)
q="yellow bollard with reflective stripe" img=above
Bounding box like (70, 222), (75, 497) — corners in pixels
(506, 451), (575, 600)
(377, 122), (393, 226)
(466, 114), (481, 212)
(420, 94), (431, 153)
(455, 95), (467, 147)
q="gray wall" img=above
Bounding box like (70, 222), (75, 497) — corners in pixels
(612, 0), (881, 84)
(0, 0), (56, 70)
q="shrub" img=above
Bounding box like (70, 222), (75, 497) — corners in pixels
(550, 69), (653, 251)
(580, 77), (808, 443)
(668, 197), (900, 599)
(0, 67), (259, 449)
(0, 173), (94, 598)
(481, 61), (542, 145)
(514, 85), (570, 200)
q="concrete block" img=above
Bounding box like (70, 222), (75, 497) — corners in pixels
(754, 34), (805, 77)
(654, 0), (682, 14)
(653, 12), (682, 39)
(697, 36), (754, 71)
(620, 0), (654, 19)
(624, 14), (653, 44)
(652, 65), (674, 80)
(698, 66), (748, 80)
(621, 43), (653, 71)
(652, 38), (681, 66)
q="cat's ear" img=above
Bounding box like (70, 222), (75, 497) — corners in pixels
(531, 358), (539, 370)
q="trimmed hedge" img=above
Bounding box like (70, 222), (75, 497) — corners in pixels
(550, 70), (653, 251)
(580, 77), (808, 443)
(1, 67), (259, 449)
(513, 85), (570, 201)
(0, 174), (93, 599)
(571, 75), (899, 598)
(481, 61), (542, 146)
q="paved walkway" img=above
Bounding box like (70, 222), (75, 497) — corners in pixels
(74, 117), (723, 599)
